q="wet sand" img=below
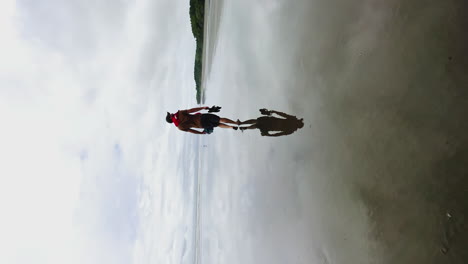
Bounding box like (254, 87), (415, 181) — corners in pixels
(199, 0), (468, 263)
(200, 0), (224, 103)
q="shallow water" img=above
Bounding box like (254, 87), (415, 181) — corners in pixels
(198, 0), (468, 263)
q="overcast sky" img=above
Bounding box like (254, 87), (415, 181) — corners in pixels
(0, 0), (201, 263)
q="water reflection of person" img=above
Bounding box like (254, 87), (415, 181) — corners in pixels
(239, 109), (304, 137)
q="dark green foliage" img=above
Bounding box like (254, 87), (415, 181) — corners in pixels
(189, 0), (205, 103)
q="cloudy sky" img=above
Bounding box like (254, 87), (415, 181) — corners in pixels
(0, 0), (201, 263)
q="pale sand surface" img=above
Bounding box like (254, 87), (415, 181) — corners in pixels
(198, 1), (468, 263)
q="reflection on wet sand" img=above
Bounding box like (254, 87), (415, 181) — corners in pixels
(239, 109), (304, 137)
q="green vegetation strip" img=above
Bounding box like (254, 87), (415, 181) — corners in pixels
(190, 0), (205, 103)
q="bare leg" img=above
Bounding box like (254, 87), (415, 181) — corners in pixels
(218, 123), (238, 130)
(220, 118), (238, 125)
(270, 110), (295, 119)
(239, 119), (257, 125)
(240, 124), (258, 131)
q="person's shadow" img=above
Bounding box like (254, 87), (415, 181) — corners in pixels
(239, 109), (304, 137)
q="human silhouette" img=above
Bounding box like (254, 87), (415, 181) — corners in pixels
(239, 109), (304, 137)
(166, 106), (241, 134)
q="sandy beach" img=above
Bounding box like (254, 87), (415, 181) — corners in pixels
(197, 0), (468, 263)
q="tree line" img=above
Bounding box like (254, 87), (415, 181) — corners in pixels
(189, 0), (205, 103)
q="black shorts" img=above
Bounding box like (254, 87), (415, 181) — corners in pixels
(201, 114), (220, 128)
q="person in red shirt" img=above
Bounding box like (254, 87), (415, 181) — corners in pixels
(166, 106), (240, 134)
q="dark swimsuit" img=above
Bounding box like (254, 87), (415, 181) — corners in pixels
(200, 114), (220, 128)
